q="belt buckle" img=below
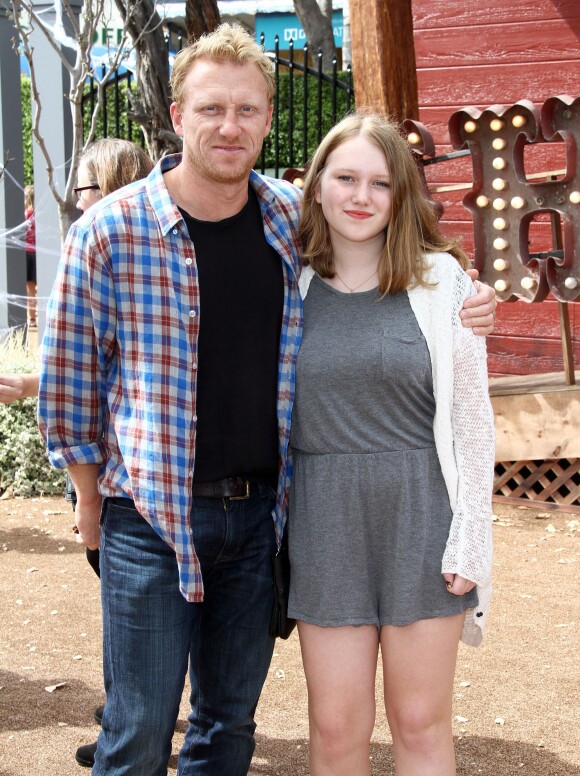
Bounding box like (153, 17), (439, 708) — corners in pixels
(230, 480), (251, 500)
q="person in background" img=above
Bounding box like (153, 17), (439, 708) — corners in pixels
(288, 113), (496, 776)
(24, 185), (37, 328)
(1, 137), (153, 770)
(74, 137), (153, 213)
(37, 25), (496, 776)
(1, 139), (153, 403)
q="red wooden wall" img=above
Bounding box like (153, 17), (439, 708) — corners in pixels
(411, 0), (580, 376)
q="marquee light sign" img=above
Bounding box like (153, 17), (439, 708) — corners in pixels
(407, 96), (580, 303)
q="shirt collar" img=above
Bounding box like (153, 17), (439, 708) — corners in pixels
(249, 168), (281, 206)
(146, 154), (185, 236)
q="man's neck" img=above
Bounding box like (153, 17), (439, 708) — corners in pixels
(164, 160), (251, 222)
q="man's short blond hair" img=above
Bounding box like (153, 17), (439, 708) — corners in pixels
(170, 23), (275, 107)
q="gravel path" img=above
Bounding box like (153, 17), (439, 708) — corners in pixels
(0, 496), (578, 775)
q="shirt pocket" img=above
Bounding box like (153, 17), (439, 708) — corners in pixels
(381, 329), (432, 390)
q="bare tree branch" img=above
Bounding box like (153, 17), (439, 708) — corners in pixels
(82, 7), (141, 148)
(13, 0), (77, 74)
(10, 0), (181, 240)
(10, 0), (146, 238)
(0, 153), (13, 184)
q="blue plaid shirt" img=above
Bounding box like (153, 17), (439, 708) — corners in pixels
(38, 155), (303, 602)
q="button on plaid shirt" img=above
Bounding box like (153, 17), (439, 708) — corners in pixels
(38, 155), (303, 602)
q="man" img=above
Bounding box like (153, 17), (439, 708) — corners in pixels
(38, 24), (496, 776)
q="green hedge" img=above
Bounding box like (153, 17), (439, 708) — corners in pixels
(262, 70), (354, 169)
(0, 398), (65, 497)
(21, 77), (33, 186)
(0, 333), (65, 498)
(82, 75), (145, 147)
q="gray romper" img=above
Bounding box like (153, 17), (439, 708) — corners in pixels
(288, 275), (478, 627)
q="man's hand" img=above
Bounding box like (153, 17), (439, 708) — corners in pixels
(460, 269), (497, 336)
(74, 493), (102, 550)
(67, 464), (102, 550)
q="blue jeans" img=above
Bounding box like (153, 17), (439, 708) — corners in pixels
(94, 486), (277, 776)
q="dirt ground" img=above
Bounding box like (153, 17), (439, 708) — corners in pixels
(0, 496), (578, 776)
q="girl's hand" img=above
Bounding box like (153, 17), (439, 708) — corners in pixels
(443, 573), (476, 596)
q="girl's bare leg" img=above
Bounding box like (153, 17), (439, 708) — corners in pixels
(299, 622), (380, 776)
(380, 614), (464, 776)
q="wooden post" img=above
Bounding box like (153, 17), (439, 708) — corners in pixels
(558, 302), (576, 385)
(549, 203), (576, 385)
(348, 0), (419, 121)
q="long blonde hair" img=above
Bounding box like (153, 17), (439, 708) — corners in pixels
(300, 113), (469, 295)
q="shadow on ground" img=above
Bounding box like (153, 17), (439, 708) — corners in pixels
(0, 670), (104, 733)
(0, 525), (84, 556)
(167, 734), (580, 776)
(455, 736), (580, 776)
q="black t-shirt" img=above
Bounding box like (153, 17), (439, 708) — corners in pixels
(180, 188), (284, 484)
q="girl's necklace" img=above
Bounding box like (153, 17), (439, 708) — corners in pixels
(334, 268), (378, 293)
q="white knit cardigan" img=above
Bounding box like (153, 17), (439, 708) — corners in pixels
(299, 253), (495, 646)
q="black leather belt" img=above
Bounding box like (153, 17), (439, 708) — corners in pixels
(191, 477), (252, 500)
(107, 477), (275, 509)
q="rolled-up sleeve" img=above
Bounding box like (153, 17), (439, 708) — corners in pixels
(38, 220), (116, 470)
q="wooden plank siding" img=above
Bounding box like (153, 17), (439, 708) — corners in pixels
(415, 22), (580, 67)
(417, 63), (579, 106)
(412, 0), (580, 29)
(411, 0), (580, 376)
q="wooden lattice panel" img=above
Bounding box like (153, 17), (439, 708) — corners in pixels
(494, 458), (580, 513)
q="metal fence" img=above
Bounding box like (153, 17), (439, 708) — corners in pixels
(83, 68), (137, 144)
(81, 36), (354, 174)
(259, 37), (353, 176)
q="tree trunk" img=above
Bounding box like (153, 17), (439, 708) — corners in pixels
(113, 0), (181, 159)
(293, 0), (336, 70)
(185, 0), (220, 43)
(349, 0), (418, 121)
